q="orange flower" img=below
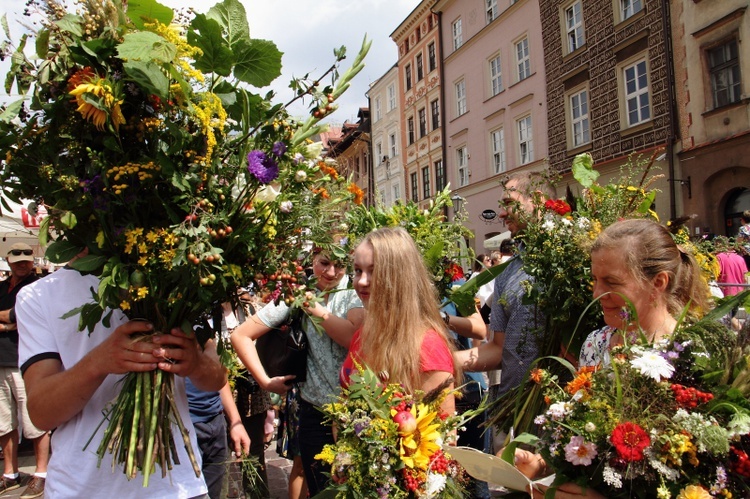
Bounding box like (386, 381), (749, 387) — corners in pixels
(347, 183), (364, 205)
(67, 67), (96, 91)
(565, 370), (593, 397)
(530, 368), (544, 384)
(318, 161), (339, 179)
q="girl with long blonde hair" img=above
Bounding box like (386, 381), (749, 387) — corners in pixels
(340, 227), (460, 414)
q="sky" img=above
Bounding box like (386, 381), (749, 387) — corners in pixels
(1, 0), (421, 124)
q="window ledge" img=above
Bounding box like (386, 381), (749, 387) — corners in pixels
(566, 142), (593, 157)
(509, 72), (537, 89)
(614, 8), (645, 31)
(620, 120), (653, 138)
(562, 45), (586, 63)
(701, 97), (749, 118)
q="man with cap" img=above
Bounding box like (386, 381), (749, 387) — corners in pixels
(0, 243), (49, 498)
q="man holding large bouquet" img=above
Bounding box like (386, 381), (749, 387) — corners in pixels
(16, 256), (227, 498)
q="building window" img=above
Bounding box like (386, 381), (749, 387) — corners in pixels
(565, 1), (584, 53)
(435, 160), (446, 191)
(457, 147), (469, 187)
(405, 63), (412, 90)
(570, 89), (590, 146)
(393, 183), (401, 203)
(375, 142), (383, 163)
(620, 0), (642, 21)
(373, 96), (381, 122)
(407, 117), (415, 145)
(517, 115), (533, 164)
(430, 99), (440, 130)
(489, 55), (503, 96)
(486, 0), (498, 23)
(422, 166), (431, 199)
(455, 80), (467, 116)
(411, 172), (419, 202)
(389, 133), (397, 157)
(623, 58), (650, 126)
(708, 39), (741, 109)
(416, 53), (424, 81)
(387, 84), (396, 111)
(428, 42), (437, 72)
(418, 108), (427, 137)
(452, 18), (463, 50)
(490, 128), (505, 174)
(516, 37), (530, 81)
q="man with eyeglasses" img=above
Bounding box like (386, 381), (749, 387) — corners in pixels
(0, 243), (49, 498)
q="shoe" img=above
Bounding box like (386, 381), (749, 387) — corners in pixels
(20, 476), (45, 499)
(0, 476), (19, 495)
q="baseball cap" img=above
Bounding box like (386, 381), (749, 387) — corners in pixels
(7, 243), (34, 264)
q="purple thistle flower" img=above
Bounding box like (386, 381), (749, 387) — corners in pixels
(271, 141), (287, 158)
(247, 150), (279, 184)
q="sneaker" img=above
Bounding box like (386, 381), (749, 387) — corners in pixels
(0, 476), (19, 495)
(20, 476), (45, 499)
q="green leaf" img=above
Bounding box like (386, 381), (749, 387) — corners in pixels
(117, 31), (176, 63)
(500, 432), (539, 465)
(69, 254), (108, 272)
(60, 211), (77, 229)
(206, 0), (250, 51)
(45, 240), (84, 263)
(126, 0), (173, 31)
(0, 100), (23, 123)
(571, 153), (598, 188)
(233, 38), (282, 87)
(55, 14), (84, 37)
(35, 28), (50, 58)
(188, 14), (233, 77)
(1, 14), (9, 40)
(122, 60), (169, 100)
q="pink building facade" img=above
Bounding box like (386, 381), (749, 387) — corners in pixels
(433, 0), (548, 252)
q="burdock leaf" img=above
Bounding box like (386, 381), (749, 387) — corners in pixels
(233, 38), (282, 87)
(118, 31), (176, 64)
(206, 0), (250, 51)
(126, 0), (173, 30)
(188, 14), (233, 76)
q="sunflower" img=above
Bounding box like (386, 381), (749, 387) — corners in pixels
(399, 403), (442, 470)
(69, 78), (125, 131)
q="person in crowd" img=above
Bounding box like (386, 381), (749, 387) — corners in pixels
(738, 210), (750, 270)
(455, 172), (553, 406)
(714, 239), (748, 297)
(0, 243), (49, 498)
(498, 238), (515, 263)
(489, 250), (503, 267)
(514, 218), (709, 498)
(341, 227), (459, 417)
(16, 256), (227, 498)
(231, 248), (363, 497)
(187, 301), (252, 499)
(473, 254), (491, 275)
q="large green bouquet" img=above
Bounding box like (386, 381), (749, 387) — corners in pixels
(0, 0), (367, 485)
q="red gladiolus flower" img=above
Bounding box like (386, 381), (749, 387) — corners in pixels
(544, 199), (572, 216)
(610, 422), (650, 462)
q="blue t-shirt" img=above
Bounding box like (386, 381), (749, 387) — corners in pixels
(185, 378), (223, 424)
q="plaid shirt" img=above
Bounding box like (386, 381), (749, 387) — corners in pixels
(489, 250), (544, 398)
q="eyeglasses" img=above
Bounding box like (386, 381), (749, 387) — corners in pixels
(9, 249), (33, 256)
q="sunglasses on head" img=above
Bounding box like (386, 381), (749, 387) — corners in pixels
(9, 249), (33, 256)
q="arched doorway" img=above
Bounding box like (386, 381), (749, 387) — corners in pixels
(724, 188), (750, 236)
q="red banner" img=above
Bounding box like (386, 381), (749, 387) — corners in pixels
(21, 206), (47, 228)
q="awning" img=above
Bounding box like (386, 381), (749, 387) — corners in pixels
(483, 231), (511, 250)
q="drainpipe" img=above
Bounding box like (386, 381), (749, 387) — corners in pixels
(432, 7), (450, 219)
(662, 0), (678, 220)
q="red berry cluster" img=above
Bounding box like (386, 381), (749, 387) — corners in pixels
(670, 384), (713, 408)
(401, 468), (423, 492)
(731, 447), (750, 478)
(429, 450), (449, 474)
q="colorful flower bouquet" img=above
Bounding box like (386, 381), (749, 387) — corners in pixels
(526, 315), (750, 498)
(314, 367), (471, 498)
(339, 186), (474, 301)
(0, 0), (367, 485)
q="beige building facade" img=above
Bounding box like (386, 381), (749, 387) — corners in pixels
(368, 65), (404, 207)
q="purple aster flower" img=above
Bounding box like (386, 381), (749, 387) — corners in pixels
(247, 150), (279, 184)
(271, 141), (287, 158)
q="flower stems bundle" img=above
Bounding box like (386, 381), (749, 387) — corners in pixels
(88, 369), (200, 486)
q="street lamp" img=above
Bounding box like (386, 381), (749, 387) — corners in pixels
(451, 194), (464, 219)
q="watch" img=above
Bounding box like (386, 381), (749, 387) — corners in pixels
(440, 311), (450, 327)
